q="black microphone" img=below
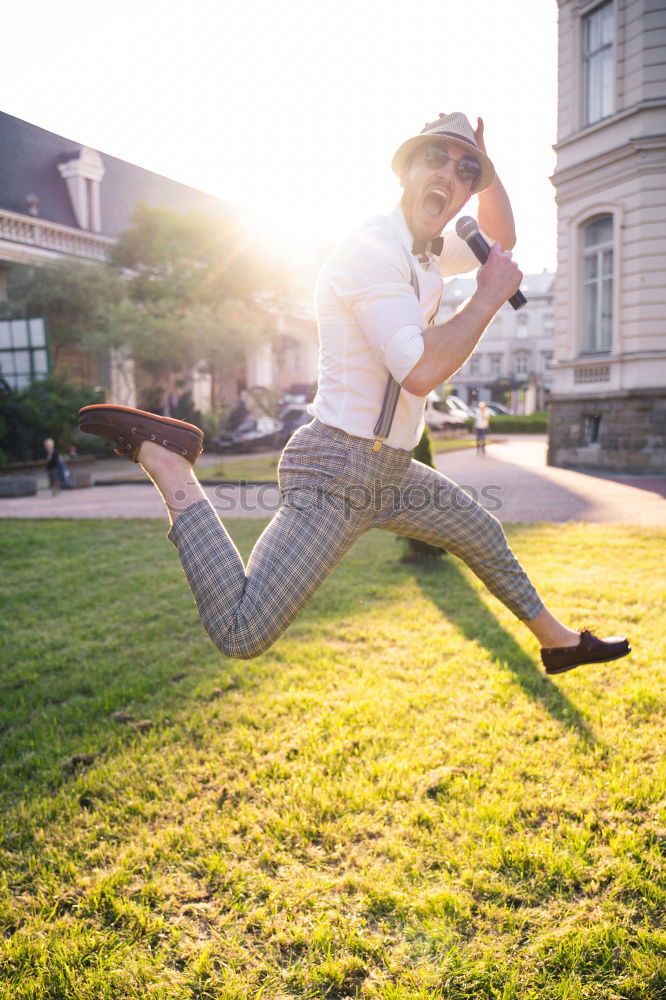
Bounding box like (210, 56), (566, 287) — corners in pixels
(455, 216), (527, 311)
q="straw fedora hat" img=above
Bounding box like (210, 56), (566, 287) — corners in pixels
(391, 112), (495, 193)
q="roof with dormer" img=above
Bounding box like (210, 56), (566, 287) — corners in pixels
(0, 110), (232, 236)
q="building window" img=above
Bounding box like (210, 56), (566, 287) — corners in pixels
(470, 356), (481, 376)
(584, 2), (614, 125)
(582, 414), (602, 446)
(582, 214), (613, 354)
(516, 313), (528, 339)
(490, 354), (502, 376)
(0, 318), (50, 390)
(542, 351), (553, 372)
(515, 352), (529, 376)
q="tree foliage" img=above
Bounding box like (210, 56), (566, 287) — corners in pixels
(5, 259), (128, 364)
(3, 203), (290, 401)
(110, 202), (265, 305)
(109, 203), (284, 383)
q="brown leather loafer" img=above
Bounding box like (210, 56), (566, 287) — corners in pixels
(78, 404), (204, 465)
(541, 629), (631, 675)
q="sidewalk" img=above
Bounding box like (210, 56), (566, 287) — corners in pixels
(433, 435), (666, 526)
(1, 436), (664, 525)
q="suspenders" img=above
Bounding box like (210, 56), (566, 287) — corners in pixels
(372, 252), (422, 452)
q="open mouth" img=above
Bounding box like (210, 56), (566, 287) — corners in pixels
(423, 187), (448, 219)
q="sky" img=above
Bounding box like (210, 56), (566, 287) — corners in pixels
(4, 0), (558, 278)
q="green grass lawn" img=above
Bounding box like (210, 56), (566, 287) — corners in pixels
(1, 519), (664, 999)
(204, 450), (281, 482)
(206, 438), (480, 482)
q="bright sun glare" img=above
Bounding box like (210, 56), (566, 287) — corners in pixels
(245, 200), (321, 274)
(1, 0), (558, 275)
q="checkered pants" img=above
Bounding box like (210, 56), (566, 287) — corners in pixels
(169, 419), (543, 658)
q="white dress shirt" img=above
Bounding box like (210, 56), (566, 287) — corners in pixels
(309, 204), (479, 450)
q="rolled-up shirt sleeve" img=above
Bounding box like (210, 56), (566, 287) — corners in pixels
(326, 233), (425, 383)
(384, 324), (424, 382)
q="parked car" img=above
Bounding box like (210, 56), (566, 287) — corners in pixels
(425, 393), (469, 430)
(280, 383), (316, 406)
(484, 401), (513, 416)
(275, 404), (312, 447)
(445, 395), (475, 419)
(211, 415), (282, 453)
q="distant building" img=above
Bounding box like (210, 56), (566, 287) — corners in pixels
(440, 271), (555, 413)
(549, 0), (666, 473)
(0, 111), (318, 410)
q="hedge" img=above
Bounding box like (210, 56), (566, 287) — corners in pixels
(464, 411), (548, 434)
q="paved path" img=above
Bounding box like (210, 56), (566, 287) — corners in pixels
(1, 436), (664, 526)
(0, 480), (280, 520)
(434, 436), (666, 526)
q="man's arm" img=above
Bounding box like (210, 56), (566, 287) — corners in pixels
(401, 242), (522, 397)
(474, 118), (516, 250)
(478, 175), (516, 251)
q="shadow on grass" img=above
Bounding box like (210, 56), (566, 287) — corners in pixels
(0, 519), (596, 815)
(402, 551), (597, 747)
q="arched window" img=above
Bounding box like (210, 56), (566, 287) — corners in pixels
(582, 215), (613, 353)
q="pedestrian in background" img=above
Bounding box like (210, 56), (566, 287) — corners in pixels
(44, 438), (72, 495)
(474, 401), (490, 455)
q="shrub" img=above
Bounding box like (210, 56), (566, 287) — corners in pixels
(0, 375), (103, 467)
(463, 412), (548, 434)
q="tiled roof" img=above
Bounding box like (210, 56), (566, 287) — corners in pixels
(0, 110), (232, 237)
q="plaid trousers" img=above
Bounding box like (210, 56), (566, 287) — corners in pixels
(169, 419), (544, 658)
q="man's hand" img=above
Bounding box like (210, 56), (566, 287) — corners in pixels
(474, 116), (486, 153)
(468, 115), (516, 250)
(402, 240), (523, 396)
(475, 243), (523, 313)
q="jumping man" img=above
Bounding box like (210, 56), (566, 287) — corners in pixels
(79, 112), (630, 674)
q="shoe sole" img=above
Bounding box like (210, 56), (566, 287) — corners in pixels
(545, 644), (631, 675)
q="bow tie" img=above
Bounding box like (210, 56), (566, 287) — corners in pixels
(412, 237), (444, 257)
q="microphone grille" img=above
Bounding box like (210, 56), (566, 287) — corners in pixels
(456, 216), (479, 241)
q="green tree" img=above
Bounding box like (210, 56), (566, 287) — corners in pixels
(5, 259), (128, 365)
(402, 426), (446, 563)
(109, 204), (287, 400)
(2, 204), (291, 422)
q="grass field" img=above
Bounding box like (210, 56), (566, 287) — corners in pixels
(206, 438), (481, 482)
(1, 519), (665, 999)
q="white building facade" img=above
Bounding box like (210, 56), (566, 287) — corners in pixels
(549, 0), (666, 473)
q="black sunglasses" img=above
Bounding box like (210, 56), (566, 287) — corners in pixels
(422, 143), (481, 184)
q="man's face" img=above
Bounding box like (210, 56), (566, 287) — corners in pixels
(400, 140), (476, 241)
